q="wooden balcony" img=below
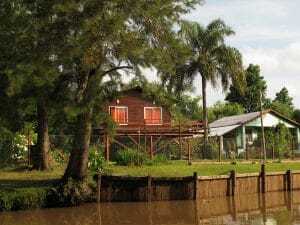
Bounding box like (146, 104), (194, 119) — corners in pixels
(96, 120), (204, 137)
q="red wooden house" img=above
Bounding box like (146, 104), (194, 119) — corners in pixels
(99, 86), (203, 161)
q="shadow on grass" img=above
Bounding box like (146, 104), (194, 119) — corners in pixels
(0, 179), (61, 191)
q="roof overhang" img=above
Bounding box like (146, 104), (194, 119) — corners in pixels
(209, 124), (240, 136)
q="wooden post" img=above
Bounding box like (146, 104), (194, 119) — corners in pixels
(105, 134), (110, 162)
(292, 139), (295, 160)
(218, 136), (223, 162)
(261, 164), (266, 193)
(147, 175), (152, 202)
(97, 175), (102, 203)
(187, 139), (191, 162)
(261, 192), (267, 223)
(272, 139), (275, 161)
(193, 172), (198, 200)
(179, 121), (182, 160)
(246, 142), (249, 161)
(144, 119), (147, 152)
(27, 128), (31, 168)
(150, 136), (153, 159)
(287, 170), (293, 191)
(259, 92), (266, 163)
(231, 170), (236, 196)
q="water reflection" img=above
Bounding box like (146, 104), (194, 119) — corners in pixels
(1, 191), (300, 225)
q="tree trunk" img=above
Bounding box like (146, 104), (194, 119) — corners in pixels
(202, 75), (208, 157)
(33, 98), (51, 170)
(63, 106), (93, 181)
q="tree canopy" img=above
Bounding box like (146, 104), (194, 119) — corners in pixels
(226, 64), (266, 113)
(175, 19), (245, 147)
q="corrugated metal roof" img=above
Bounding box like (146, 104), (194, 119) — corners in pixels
(209, 111), (262, 128)
(208, 109), (300, 136)
(209, 125), (239, 136)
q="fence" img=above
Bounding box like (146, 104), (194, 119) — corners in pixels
(47, 135), (300, 162)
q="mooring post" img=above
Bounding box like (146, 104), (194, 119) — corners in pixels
(97, 174), (102, 203)
(193, 172), (198, 200)
(147, 174), (152, 202)
(231, 170), (236, 196)
(287, 170), (293, 191)
(261, 164), (266, 193)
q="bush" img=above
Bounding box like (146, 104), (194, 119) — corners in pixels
(88, 145), (105, 173)
(0, 188), (47, 211)
(151, 154), (169, 165)
(115, 148), (150, 166)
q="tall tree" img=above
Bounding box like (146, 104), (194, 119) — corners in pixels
(226, 64), (266, 113)
(178, 19), (245, 149)
(265, 87), (294, 119)
(1, 0), (69, 170)
(274, 87), (293, 107)
(55, 0), (203, 181)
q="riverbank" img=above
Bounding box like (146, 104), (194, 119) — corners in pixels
(0, 164), (65, 211)
(2, 161), (300, 211)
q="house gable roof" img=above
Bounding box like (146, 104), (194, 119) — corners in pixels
(208, 109), (300, 136)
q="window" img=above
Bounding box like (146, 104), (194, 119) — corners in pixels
(144, 107), (162, 124)
(109, 106), (128, 124)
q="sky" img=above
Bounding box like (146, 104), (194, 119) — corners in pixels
(140, 0), (300, 108)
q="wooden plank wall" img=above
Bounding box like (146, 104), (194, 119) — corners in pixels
(95, 169), (300, 202)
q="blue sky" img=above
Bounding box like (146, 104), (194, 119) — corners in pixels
(184, 0), (300, 108)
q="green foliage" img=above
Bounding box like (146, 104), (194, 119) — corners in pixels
(208, 101), (244, 122)
(293, 109), (300, 123)
(151, 154), (169, 165)
(268, 100), (294, 118)
(0, 188), (47, 211)
(226, 64), (267, 113)
(115, 148), (150, 166)
(88, 145), (105, 173)
(266, 123), (293, 160)
(274, 87), (293, 108)
(0, 123), (37, 165)
(0, 127), (13, 166)
(198, 138), (219, 159)
(263, 87), (294, 119)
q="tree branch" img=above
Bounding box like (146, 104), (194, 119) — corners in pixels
(103, 66), (133, 76)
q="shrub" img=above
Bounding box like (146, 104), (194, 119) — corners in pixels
(88, 145), (105, 173)
(0, 188), (47, 211)
(115, 148), (150, 166)
(151, 154), (169, 165)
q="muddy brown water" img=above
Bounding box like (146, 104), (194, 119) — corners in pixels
(1, 191), (300, 225)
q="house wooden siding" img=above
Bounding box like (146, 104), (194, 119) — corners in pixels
(106, 89), (171, 129)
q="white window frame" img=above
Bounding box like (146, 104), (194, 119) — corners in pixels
(109, 106), (128, 125)
(144, 107), (163, 125)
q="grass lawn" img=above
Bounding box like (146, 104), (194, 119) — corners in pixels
(1, 160), (300, 211)
(0, 163), (66, 192)
(105, 160), (300, 177)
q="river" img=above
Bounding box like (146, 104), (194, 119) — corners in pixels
(1, 191), (300, 225)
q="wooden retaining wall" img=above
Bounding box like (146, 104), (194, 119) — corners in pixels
(96, 173), (197, 202)
(94, 165), (300, 202)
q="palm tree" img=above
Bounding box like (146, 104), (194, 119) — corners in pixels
(179, 19), (245, 154)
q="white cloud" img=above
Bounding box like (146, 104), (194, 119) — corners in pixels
(184, 0), (300, 108)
